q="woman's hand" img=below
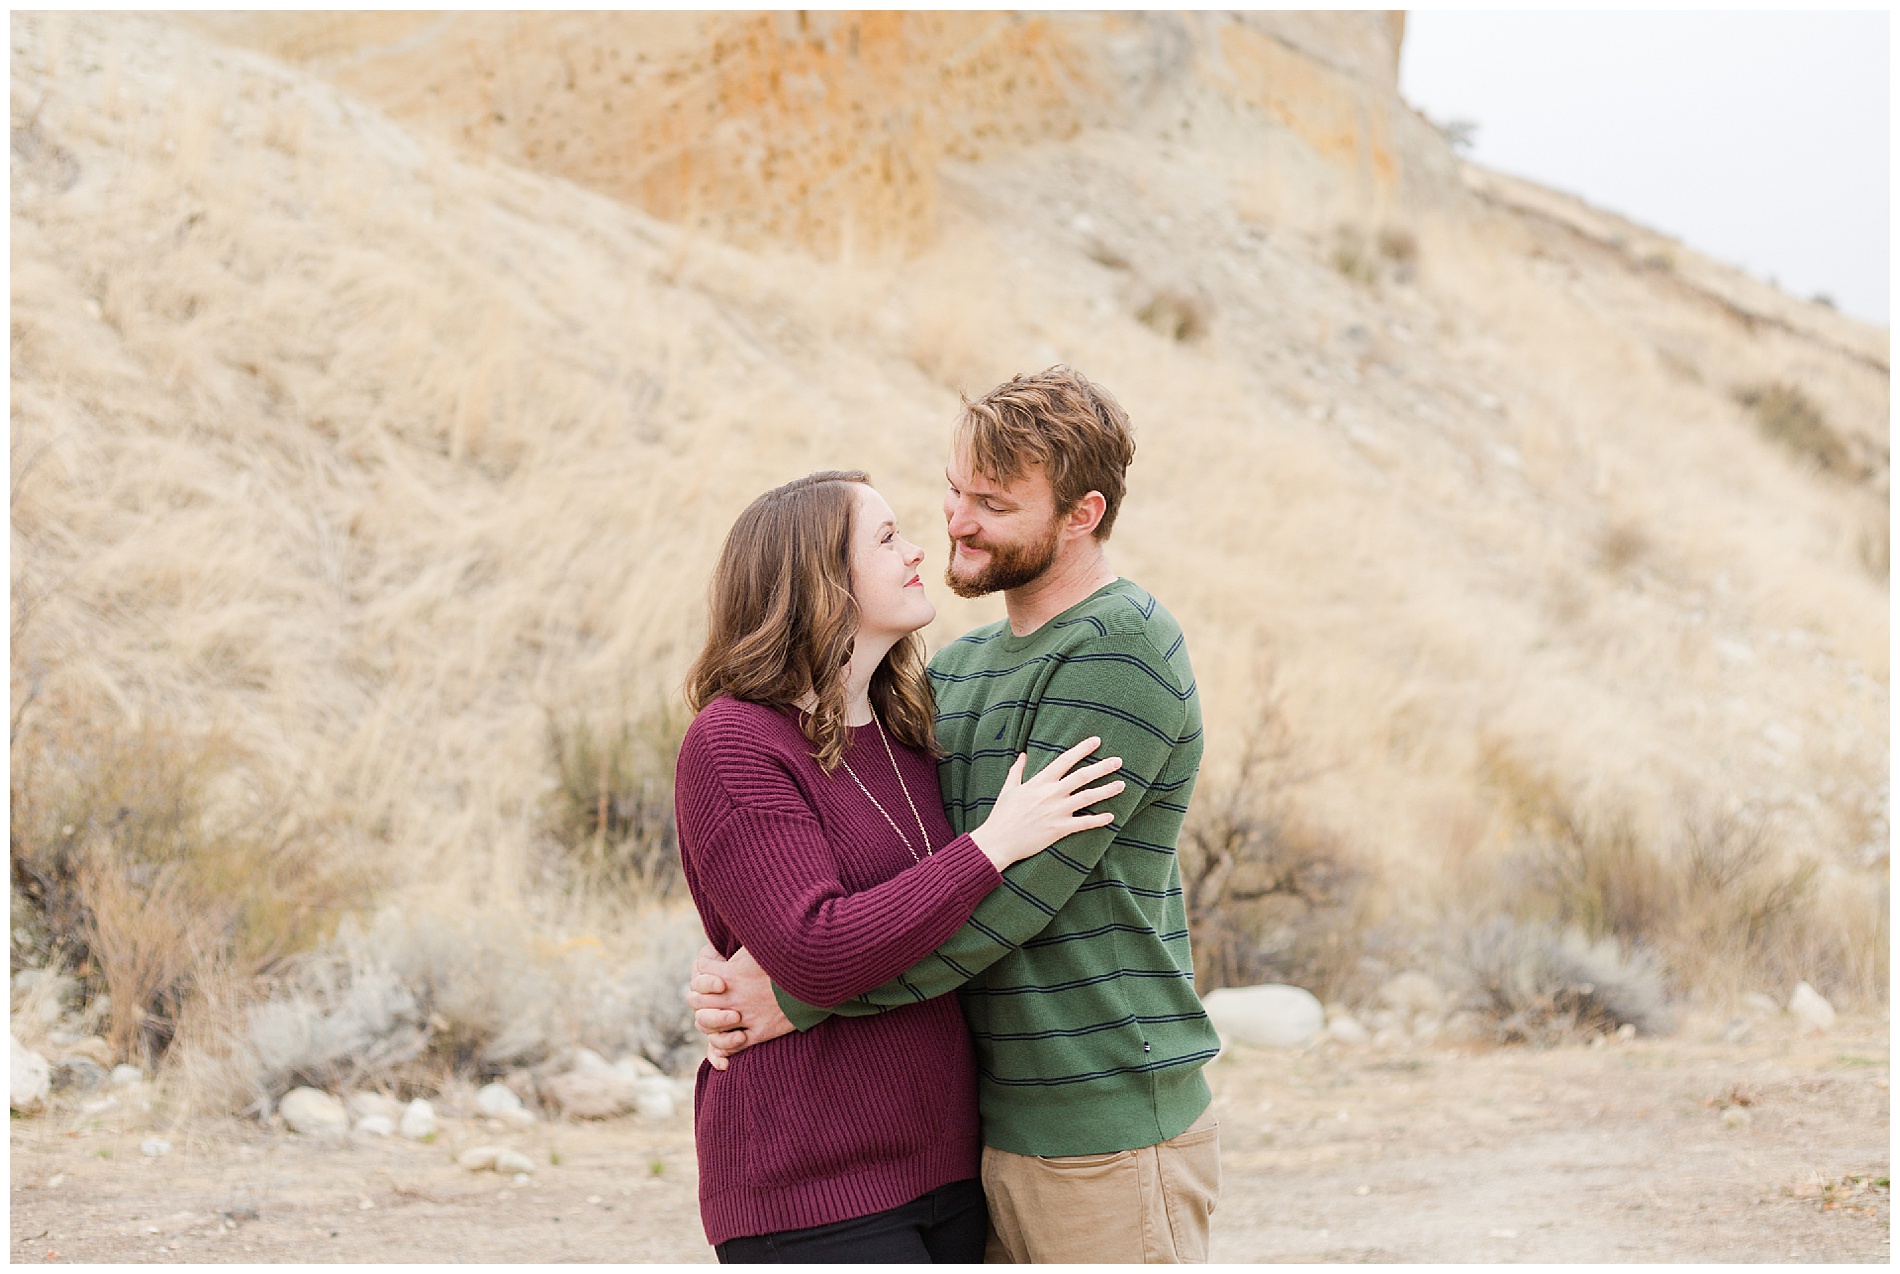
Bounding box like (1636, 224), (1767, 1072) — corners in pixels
(685, 945), (793, 1070)
(968, 736), (1125, 871)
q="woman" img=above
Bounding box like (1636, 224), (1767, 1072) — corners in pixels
(675, 470), (1124, 1263)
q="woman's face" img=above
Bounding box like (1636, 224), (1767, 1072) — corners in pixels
(849, 484), (935, 641)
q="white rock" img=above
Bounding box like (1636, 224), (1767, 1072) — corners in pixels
(139, 1138), (172, 1157)
(475, 1082), (524, 1116)
(1439, 1011), (1484, 1043)
(1410, 1017), (1442, 1046)
(109, 1064), (145, 1088)
(347, 1092), (402, 1122)
(544, 1070), (637, 1119)
(1378, 971), (1448, 1017)
(459, 1145), (503, 1171)
(1615, 1023), (1637, 1042)
(353, 1115), (395, 1138)
(613, 1055), (663, 1081)
(1324, 1015), (1370, 1047)
(1720, 1018), (1753, 1044)
(569, 1048), (613, 1076)
(494, 1149), (536, 1175)
(1202, 984), (1325, 1049)
(10, 1036), (49, 1113)
(1722, 1106), (1752, 1129)
(1371, 1026), (1409, 1051)
(633, 1077), (678, 1120)
(398, 1099), (437, 1140)
(1789, 982), (1836, 1035)
(279, 1087), (349, 1139)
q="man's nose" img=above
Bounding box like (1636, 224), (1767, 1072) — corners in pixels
(946, 501), (979, 539)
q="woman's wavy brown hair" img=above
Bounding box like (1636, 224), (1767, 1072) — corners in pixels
(684, 470), (936, 771)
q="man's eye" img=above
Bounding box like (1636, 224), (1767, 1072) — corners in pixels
(983, 502), (1004, 513)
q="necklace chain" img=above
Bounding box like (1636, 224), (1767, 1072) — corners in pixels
(838, 710), (935, 863)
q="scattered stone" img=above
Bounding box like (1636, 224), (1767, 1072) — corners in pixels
(461, 1145), (536, 1175)
(1203, 984), (1325, 1049)
(1588, 1034), (1607, 1049)
(459, 1145), (503, 1172)
(1789, 982), (1835, 1036)
(353, 1115), (395, 1138)
(544, 1070), (638, 1120)
(1615, 1023), (1637, 1042)
(1378, 971), (1448, 1018)
(1325, 1015), (1370, 1047)
(109, 1064), (145, 1088)
(52, 1056), (109, 1094)
(1742, 992), (1782, 1019)
(279, 1087), (349, 1140)
(634, 1077), (678, 1120)
(1722, 1106), (1752, 1129)
(347, 1092), (403, 1123)
(11, 1036), (50, 1113)
(614, 1055), (663, 1081)
(495, 1149), (536, 1175)
(475, 1082), (526, 1117)
(398, 1098), (437, 1140)
(569, 1048), (613, 1076)
(140, 1138), (172, 1157)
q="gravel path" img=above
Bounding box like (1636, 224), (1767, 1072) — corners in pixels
(10, 1013), (1887, 1263)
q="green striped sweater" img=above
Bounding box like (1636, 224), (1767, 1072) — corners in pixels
(776, 578), (1217, 1156)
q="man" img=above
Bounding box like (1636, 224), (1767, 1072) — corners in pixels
(687, 367), (1220, 1262)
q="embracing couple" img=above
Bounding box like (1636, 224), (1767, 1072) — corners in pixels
(674, 367), (1221, 1264)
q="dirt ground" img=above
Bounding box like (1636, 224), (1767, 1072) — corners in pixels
(10, 1012), (1887, 1264)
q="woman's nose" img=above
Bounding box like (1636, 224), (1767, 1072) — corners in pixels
(903, 539), (925, 567)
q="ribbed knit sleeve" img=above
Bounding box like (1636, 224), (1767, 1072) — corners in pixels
(676, 700), (1001, 1009)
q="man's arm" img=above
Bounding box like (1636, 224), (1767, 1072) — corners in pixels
(773, 631), (1190, 1029)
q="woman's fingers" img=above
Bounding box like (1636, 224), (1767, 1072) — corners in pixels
(1067, 778), (1126, 810)
(1039, 736), (1102, 781)
(1056, 755), (1123, 792)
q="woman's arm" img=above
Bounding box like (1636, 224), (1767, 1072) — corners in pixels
(677, 714), (1001, 1009)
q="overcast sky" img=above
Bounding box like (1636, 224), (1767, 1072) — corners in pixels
(1399, 11), (1890, 325)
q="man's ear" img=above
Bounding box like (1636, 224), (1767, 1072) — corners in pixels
(1063, 491), (1107, 539)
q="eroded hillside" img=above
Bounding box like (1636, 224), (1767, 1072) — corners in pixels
(9, 11), (1887, 1097)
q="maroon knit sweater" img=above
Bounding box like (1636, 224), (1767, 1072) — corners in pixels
(674, 696), (1000, 1247)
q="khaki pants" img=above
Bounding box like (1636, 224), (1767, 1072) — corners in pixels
(981, 1108), (1220, 1263)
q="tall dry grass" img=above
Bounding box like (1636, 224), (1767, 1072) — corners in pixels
(9, 12), (1887, 1107)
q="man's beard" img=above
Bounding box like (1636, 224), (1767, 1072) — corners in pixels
(944, 519), (1062, 598)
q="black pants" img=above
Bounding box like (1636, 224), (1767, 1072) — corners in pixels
(715, 1178), (987, 1264)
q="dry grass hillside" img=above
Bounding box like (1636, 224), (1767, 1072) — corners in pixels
(10, 11), (1887, 1115)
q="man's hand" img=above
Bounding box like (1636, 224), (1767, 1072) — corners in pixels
(684, 944), (793, 1070)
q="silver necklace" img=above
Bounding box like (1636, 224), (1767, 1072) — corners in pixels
(838, 709), (935, 863)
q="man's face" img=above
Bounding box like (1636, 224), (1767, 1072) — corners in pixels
(942, 449), (1064, 598)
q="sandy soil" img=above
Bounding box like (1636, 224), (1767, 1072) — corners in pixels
(10, 1013), (1887, 1264)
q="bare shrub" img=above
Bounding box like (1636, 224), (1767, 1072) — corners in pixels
(1595, 519), (1650, 574)
(1736, 382), (1853, 476)
(1182, 674), (1365, 997)
(1135, 288), (1209, 343)
(1458, 916), (1671, 1042)
(1478, 742), (1887, 1009)
(545, 703), (688, 900)
(1330, 226), (1379, 286)
(10, 707), (373, 1064)
(169, 903), (707, 1116)
(1376, 226), (1417, 266)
